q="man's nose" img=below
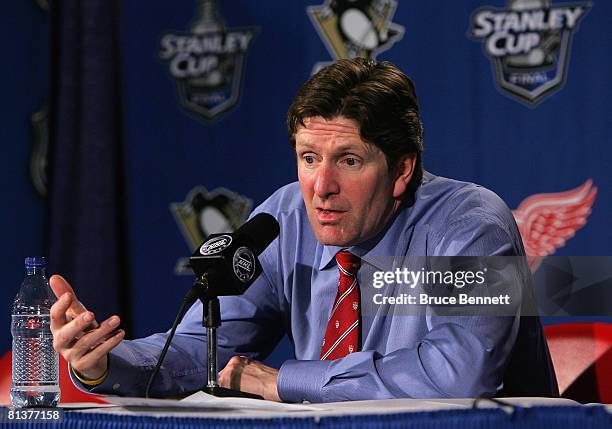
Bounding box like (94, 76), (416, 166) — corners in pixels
(314, 162), (340, 198)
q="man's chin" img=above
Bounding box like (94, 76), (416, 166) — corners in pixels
(313, 229), (355, 247)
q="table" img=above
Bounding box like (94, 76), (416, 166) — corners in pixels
(1, 397), (611, 429)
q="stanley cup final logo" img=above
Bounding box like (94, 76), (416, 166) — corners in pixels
(160, 0), (257, 121)
(469, 0), (590, 106)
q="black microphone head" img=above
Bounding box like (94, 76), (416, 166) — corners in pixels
(188, 212), (280, 297)
(235, 212), (280, 255)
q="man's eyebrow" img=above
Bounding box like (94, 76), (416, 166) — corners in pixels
(333, 143), (366, 153)
(295, 141), (315, 151)
(295, 142), (370, 157)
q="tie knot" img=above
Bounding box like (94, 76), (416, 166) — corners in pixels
(336, 250), (361, 276)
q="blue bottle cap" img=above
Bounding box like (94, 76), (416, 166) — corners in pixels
(25, 256), (47, 268)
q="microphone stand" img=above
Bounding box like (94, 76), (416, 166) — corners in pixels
(195, 275), (262, 399)
(145, 274), (262, 400)
(146, 213), (279, 400)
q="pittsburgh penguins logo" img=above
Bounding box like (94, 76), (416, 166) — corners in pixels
(308, 0), (404, 73)
(171, 185), (252, 274)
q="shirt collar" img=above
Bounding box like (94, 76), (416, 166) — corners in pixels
(318, 236), (407, 272)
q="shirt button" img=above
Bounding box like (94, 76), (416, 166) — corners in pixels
(113, 383), (121, 390)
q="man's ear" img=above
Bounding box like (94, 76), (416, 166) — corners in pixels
(392, 154), (417, 199)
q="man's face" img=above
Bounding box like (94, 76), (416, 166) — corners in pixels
(296, 116), (408, 246)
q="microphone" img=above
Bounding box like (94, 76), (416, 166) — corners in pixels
(146, 212), (279, 399)
(186, 212), (280, 301)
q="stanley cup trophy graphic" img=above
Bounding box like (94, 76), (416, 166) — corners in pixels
(192, 0), (225, 34)
(160, 0), (256, 121)
(187, 0), (229, 89)
(504, 0), (560, 69)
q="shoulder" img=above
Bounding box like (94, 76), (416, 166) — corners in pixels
(250, 182), (306, 223)
(416, 173), (523, 256)
(418, 172), (515, 230)
(249, 181), (311, 248)
(249, 181), (315, 263)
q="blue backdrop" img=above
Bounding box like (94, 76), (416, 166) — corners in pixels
(1, 1), (48, 354)
(3, 0), (611, 369)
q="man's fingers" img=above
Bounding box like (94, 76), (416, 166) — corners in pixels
(218, 357), (280, 401)
(49, 275), (76, 300)
(218, 370), (229, 389)
(69, 316), (121, 360)
(228, 357), (246, 391)
(73, 330), (125, 374)
(50, 275), (99, 328)
(50, 293), (73, 333)
(230, 365), (244, 391)
(219, 356), (248, 391)
(52, 311), (97, 353)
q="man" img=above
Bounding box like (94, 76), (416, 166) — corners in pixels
(50, 58), (558, 402)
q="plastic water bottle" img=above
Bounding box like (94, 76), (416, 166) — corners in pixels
(10, 257), (60, 407)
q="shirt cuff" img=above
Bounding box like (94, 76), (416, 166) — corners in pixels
(69, 344), (145, 396)
(277, 359), (332, 403)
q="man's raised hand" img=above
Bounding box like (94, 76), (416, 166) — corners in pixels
(49, 275), (125, 381)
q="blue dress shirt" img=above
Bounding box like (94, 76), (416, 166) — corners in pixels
(82, 172), (557, 401)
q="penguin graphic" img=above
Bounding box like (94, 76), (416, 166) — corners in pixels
(329, 0), (400, 58)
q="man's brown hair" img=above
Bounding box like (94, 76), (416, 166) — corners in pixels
(287, 58), (424, 192)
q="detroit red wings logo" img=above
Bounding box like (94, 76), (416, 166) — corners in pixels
(512, 180), (597, 272)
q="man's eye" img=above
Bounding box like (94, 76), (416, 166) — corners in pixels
(304, 155), (315, 164)
(344, 157), (359, 166)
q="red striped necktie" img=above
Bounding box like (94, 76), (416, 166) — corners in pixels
(320, 250), (361, 360)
